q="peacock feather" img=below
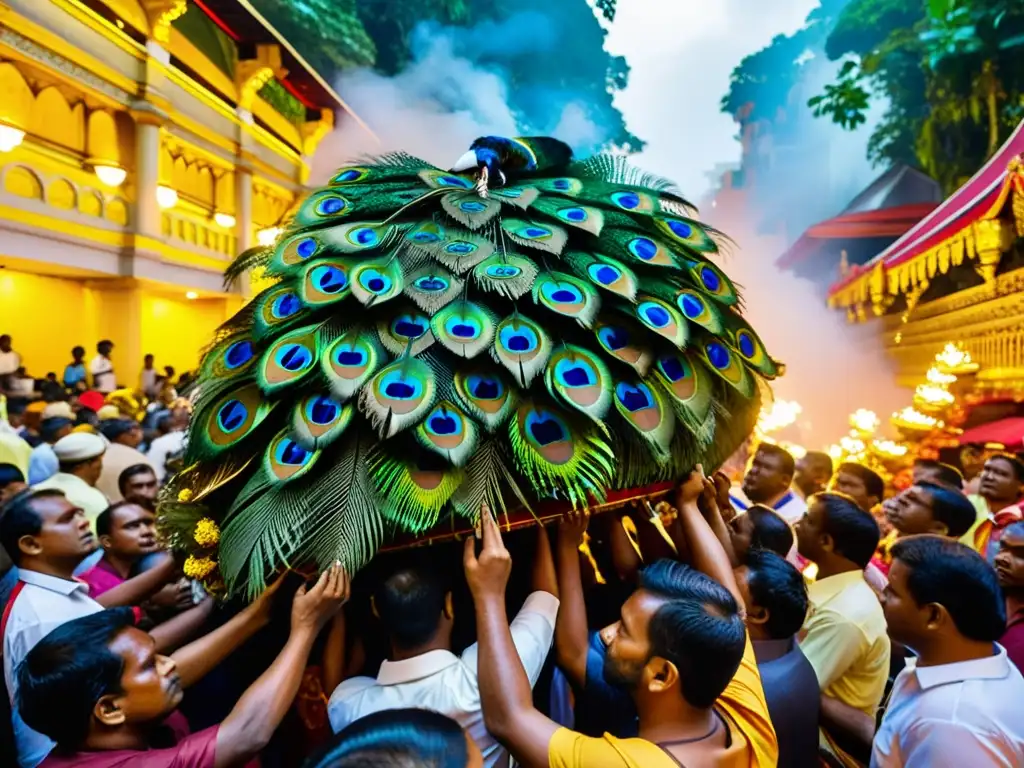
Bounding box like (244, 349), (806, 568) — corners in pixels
(164, 135), (779, 596)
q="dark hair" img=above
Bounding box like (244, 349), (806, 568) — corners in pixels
(744, 548), (808, 639)
(802, 451), (833, 476)
(39, 417), (72, 444)
(118, 464), (156, 497)
(0, 489), (65, 564)
(0, 463), (25, 490)
(915, 481), (977, 538)
(756, 442), (795, 477)
(95, 501), (143, 539)
(375, 566), (449, 650)
(745, 506), (794, 557)
(988, 453), (1024, 483)
(639, 559), (745, 708)
(814, 492), (881, 568)
(304, 708), (468, 768)
(838, 462), (884, 502)
(75, 408), (98, 427)
(97, 340), (113, 352)
(6, 398), (28, 417)
(100, 419), (138, 442)
(17, 607), (136, 748)
(913, 459), (964, 490)
(71, 346), (85, 359)
(891, 536), (1006, 642)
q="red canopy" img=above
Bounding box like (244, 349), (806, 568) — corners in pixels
(958, 417), (1024, 451)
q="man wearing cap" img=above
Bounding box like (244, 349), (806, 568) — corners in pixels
(26, 416), (73, 486)
(32, 433), (108, 528)
(96, 419), (153, 502)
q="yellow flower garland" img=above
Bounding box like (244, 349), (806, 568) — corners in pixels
(183, 555), (216, 580)
(194, 518), (220, 547)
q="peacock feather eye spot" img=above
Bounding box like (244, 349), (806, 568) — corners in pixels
(217, 400), (248, 433)
(616, 382), (654, 412)
(499, 323), (538, 353)
(657, 355), (688, 382)
(450, 323), (477, 339)
(312, 265), (347, 294)
(680, 293), (705, 319)
(507, 335), (530, 351)
(562, 207), (587, 222)
(297, 238), (318, 259)
(276, 344), (313, 372)
(384, 381), (415, 398)
(541, 282), (583, 305)
(414, 276), (448, 292)
(486, 264), (522, 278)
(445, 242), (476, 255)
(555, 357), (596, 387)
(307, 396), (340, 425)
(276, 438), (310, 466)
(641, 303), (670, 328)
(411, 232), (440, 244)
(460, 200), (487, 213)
(612, 191), (641, 210)
(738, 331), (756, 358)
(589, 264), (619, 285)
(599, 326), (630, 351)
(334, 347), (365, 366)
(563, 367), (590, 386)
(272, 292), (300, 319)
(468, 376), (502, 399)
(668, 220), (693, 238)
(359, 269), (391, 294)
(224, 340), (254, 369)
(629, 237), (658, 261)
(317, 196), (346, 216)
(392, 317), (428, 339)
(553, 179), (570, 190)
(333, 168), (366, 183)
(525, 227), (549, 238)
(706, 342), (731, 370)
(700, 266), (721, 292)
(526, 413), (567, 446)
(429, 413), (458, 435)
(439, 175), (472, 188)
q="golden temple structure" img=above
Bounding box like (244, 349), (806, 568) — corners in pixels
(0, 0), (365, 380)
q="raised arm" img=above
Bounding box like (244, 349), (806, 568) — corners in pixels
(531, 521), (558, 597)
(674, 467), (744, 610)
(214, 564), (349, 768)
(467, 507), (559, 768)
(699, 480), (740, 568)
(95, 553), (178, 608)
(149, 598), (215, 653)
(553, 509), (590, 688)
(170, 578), (282, 688)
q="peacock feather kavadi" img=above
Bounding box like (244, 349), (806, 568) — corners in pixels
(159, 136), (780, 597)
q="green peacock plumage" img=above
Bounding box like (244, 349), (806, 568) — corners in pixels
(162, 136), (780, 597)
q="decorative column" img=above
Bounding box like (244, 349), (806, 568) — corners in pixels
(132, 109), (163, 237)
(235, 165), (253, 253)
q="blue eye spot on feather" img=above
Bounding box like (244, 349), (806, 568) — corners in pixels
(346, 227), (379, 248)
(468, 374), (502, 399)
(589, 264), (620, 285)
(679, 293), (705, 319)
(334, 169), (364, 183)
(657, 355), (688, 381)
(555, 357), (596, 387)
(562, 207), (587, 221)
(311, 265), (347, 294)
(445, 241), (477, 255)
(414, 276), (448, 292)
(668, 220), (693, 238)
(525, 411), (567, 446)
(358, 269), (391, 295)
(525, 227), (549, 238)
(224, 341), (254, 369)
(541, 282), (584, 305)
(639, 302), (670, 328)
(297, 238), (318, 259)
(275, 438), (311, 466)
(700, 266), (721, 292)
(460, 200), (487, 213)
(217, 400), (248, 433)
(485, 264), (522, 279)
(438, 175), (472, 188)
(737, 331), (756, 358)
(629, 237), (658, 261)
(317, 196), (346, 216)
(306, 396), (340, 425)
(379, 368), (423, 400)
(598, 325), (630, 351)
(553, 179), (571, 190)
(411, 231), (440, 244)
(499, 323), (538, 353)
(611, 191), (640, 210)
(706, 342), (731, 370)
(333, 345), (366, 367)
(276, 343), (313, 372)
(392, 315), (429, 339)
(428, 411), (461, 435)
(271, 292), (300, 319)
(616, 382), (654, 412)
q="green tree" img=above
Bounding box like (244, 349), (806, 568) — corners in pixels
(250, 0), (377, 73)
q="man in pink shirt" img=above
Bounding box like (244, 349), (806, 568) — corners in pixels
(17, 564), (349, 768)
(79, 502), (160, 598)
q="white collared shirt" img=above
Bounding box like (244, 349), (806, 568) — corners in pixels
(3, 569), (103, 768)
(872, 645), (1024, 767)
(729, 487), (807, 525)
(328, 591), (559, 768)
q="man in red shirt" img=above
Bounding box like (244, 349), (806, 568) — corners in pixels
(995, 520), (1024, 671)
(17, 564), (349, 768)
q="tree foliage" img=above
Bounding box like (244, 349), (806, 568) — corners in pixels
(811, 0), (1024, 191)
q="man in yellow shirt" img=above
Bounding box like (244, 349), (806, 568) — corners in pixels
(465, 470), (778, 768)
(795, 493), (889, 766)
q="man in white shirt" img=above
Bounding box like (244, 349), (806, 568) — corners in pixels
(89, 340), (116, 394)
(730, 442), (807, 525)
(873, 535), (1024, 766)
(0, 335), (20, 377)
(329, 527), (559, 768)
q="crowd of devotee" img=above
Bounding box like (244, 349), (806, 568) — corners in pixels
(0, 335), (1023, 767)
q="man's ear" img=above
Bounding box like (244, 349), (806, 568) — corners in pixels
(746, 605), (770, 626)
(94, 694), (126, 728)
(18, 534), (42, 559)
(645, 656), (679, 694)
(444, 591), (454, 620)
(925, 602), (946, 632)
(821, 532), (835, 554)
(99, 534), (113, 550)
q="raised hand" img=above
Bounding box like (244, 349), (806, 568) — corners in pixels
(464, 504), (512, 601)
(291, 563), (350, 634)
(559, 507), (590, 548)
(674, 464), (707, 509)
(712, 470), (737, 523)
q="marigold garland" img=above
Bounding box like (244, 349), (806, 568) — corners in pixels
(183, 555), (216, 580)
(193, 518), (220, 547)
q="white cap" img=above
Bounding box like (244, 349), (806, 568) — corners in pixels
(41, 402), (74, 420)
(97, 405), (121, 421)
(52, 432), (106, 462)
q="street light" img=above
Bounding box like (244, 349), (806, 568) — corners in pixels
(0, 124), (25, 153)
(93, 164), (127, 187)
(214, 212), (236, 228)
